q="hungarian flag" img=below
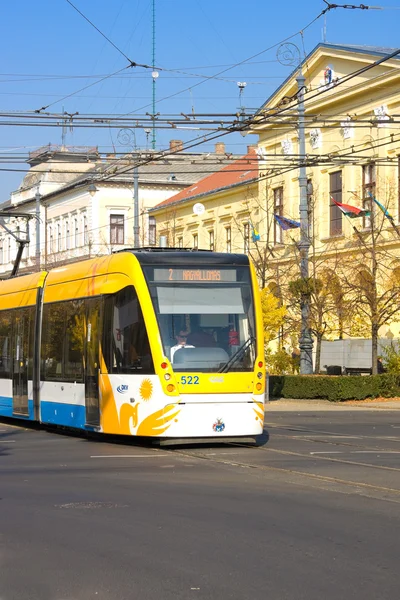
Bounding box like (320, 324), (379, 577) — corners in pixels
(331, 197), (370, 218)
(274, 215), (300, 230)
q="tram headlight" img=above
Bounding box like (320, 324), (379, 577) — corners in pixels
(164, 373), (171, 381)
(257, 372), (263, 379)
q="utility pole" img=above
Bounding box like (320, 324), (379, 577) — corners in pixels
(297, 70), (313, 374)
(35, 188), (41, 270)
(151, 0), (156, 150)
(133, 165), (140, 247)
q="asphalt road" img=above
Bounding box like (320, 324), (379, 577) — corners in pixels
(1, 408), (400, 600)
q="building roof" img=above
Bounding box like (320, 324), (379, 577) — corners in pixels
(7, 143), (240, 208)
(258, 43), (400, 113)
(150, 149), (258, 212)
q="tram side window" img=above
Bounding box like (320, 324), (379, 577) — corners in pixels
(15, 307), (35, 380)
(42, 303), (65, 380)
(0, 310), (12, 378)
(42, 301), (85, 382)
(103, 286), (154, 374)
(64, 300), (84, 382)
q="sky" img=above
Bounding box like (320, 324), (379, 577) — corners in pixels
(1, 0), (400, 199)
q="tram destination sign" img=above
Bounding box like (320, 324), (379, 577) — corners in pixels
(153, 268), (237, 283)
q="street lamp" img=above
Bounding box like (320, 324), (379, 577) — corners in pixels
(88, 183), (98, 197)
(35, 187), (41, 270)
(277, 43), (313, 374)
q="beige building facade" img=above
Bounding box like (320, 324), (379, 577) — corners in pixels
(0, 141), (236, 275)
(151, 44), (400, 358)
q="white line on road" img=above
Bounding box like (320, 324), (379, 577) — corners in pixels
(310, 450), (400, 455)
(0, 440), (16, 443)
(90, 454), (170, 458)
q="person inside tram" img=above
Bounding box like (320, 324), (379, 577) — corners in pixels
(186, 322), (216, 347)
(170, 330), (194, 361)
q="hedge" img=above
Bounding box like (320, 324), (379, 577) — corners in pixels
(268, 374), (400, 402)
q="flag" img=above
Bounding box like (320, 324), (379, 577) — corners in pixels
(331, 197), (370, 218)
(368, 193), (394, 221)
(251, 228), (260, 242)
(274, 214), (300, 230)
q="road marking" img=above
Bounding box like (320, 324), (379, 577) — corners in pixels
(310, 450), (400, 455)
(0, 440), (16, 443)
(90, 454), (170, 459)
(310, 451), (341, 454)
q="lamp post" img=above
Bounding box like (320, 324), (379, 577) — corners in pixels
(35, 187), (41, 270)
(297, 71), (313, 374)
(117, 129), (140, 248)
(277, 43), (313, 374)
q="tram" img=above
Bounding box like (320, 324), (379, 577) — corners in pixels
(0, 249), (265, 441)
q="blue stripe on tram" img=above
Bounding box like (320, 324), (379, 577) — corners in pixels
(0, 397), (34, 420)
(40, 401), (87, 429)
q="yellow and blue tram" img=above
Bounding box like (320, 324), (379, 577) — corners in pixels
(0, 250), (265, 440)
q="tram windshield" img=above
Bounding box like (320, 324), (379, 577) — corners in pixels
(144, 265), (256, 372)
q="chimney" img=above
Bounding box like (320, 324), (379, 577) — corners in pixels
(247, 144), (257, 154)
(215, 142), (225, 154)
(169, 140), (184, 152)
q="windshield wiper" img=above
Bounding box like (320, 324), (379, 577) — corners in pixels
(218, 336), (255, 374)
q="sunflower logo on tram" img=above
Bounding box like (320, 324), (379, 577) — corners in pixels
(139, 378), (153, 401)
(213, 418), (225, 433)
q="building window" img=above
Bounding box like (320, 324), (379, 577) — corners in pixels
(57, 223), (61, 252)
(329, 171), (343, 236)
(226, 226), (231, 253)
(148, 216), (156, 245)
(83, 214), (88, 246)
(243, 222), (250, 253)
(192, 233), (198, 249)
(74, 218), (79, 248)
(178, 237), (183, 248)
(48, 226), (53, 254)
(307, 178), (313, 238)
(274, 187), (284, 244)
(209, 230), (214, 251)
(66, 220), (71, 251)
(362, 163), (375, 228)
(398, 156), (400, 222)
(0, 242), (3, 264)
(110, 214), (124, 245)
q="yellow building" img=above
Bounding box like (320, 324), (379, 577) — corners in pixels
(149, 146), (260, 262)
(151, 43), (400, 367)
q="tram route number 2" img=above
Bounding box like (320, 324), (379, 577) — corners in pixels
(180, 376), (199, 385)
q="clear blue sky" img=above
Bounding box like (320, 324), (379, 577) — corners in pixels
(1, 0), (400, 199)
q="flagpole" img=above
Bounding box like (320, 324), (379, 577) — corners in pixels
(368, 192), (400, 240)
(297, 68), (313, 375)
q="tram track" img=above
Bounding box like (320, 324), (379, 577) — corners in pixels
(266, 421), (400, 451)
(166, 444), (400, 500)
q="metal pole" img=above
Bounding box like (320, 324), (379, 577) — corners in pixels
(133, 166), (140, 247)
(151, 0), (156, 150)
(35, 188), (41, 270)
(297, 70), (313, 374)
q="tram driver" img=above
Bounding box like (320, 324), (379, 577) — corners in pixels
(170, 331), (194, 361)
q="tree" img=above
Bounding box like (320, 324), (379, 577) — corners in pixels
(338, 185), (400, 374)
(260, 288), (286, 345)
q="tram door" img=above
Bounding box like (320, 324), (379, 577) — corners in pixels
(12, 309), (32, 416)
(85, 298), (101, 427)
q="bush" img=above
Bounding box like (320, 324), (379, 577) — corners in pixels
(382, 342), (400, 374)
(265, 348), (294, 375)
(268, 374), (400, 402)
